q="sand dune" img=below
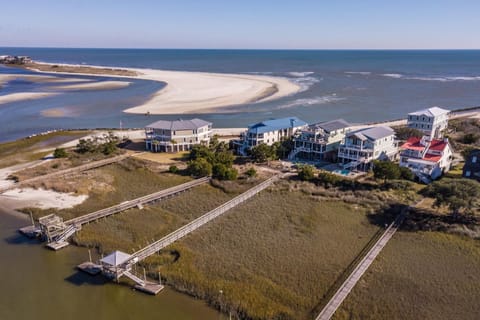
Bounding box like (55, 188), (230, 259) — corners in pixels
(0, 188), (87, 209)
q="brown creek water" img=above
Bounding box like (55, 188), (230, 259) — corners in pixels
(0, 209), (223, 320)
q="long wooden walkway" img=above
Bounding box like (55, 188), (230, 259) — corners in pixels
(2, 153), (130, 192)
(118, 173), (284, 271)
(30, 177), (210, 250)
(315, 210), (407, 320)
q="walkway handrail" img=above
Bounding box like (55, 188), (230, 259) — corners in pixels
(127, 174), (283, 264)
(66, 177), (210, 226)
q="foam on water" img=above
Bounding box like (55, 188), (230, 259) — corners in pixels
(275, 94), (344, 110)
(381, 73), (480, 82)
(287, 71), (315, 77)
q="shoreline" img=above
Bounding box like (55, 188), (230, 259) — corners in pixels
(21, 61), (302, 114)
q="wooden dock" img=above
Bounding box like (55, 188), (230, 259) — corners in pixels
(22, 177), (210, 250)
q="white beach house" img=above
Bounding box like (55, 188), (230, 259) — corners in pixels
(289, 119), (350, 162)
(237, 117), (307, 154)
(338, 126), (398, 170)
(145, 118), (212, 152)
(399, 136), (453, 183)
(407, 106), (450, 139)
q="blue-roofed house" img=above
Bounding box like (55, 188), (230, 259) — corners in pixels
(237, 117), (308, 154)
(338, 126), (398, 170)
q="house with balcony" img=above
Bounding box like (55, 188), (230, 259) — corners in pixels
(236, 117), (307, 155)
(407, 106), (450, 139)
(289, 119), (350, 162)
(145, 118), (212, 152)
(463, 149), (480, 181)
(338, 126), (398, 171)
(399, 136), (453, 183)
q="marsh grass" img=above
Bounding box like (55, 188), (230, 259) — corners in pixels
(334, 232), (480, 320)
(0, 130), (90, 168)
(150, 189), (380, 319)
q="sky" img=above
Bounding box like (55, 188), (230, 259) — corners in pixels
(1, 0), (479, 49)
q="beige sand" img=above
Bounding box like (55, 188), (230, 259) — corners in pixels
(0, 188), (88, 209)
(51, 80), (131, 91)
(0, 92), (59, 105)
(0, 73), (92, 84)
(27, 62), (302, 114)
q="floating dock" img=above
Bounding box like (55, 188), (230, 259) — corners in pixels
(77, 262), (103, 275)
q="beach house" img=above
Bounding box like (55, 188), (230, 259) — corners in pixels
(289, 119), (350, 162)
(236, 117), (307, 154)
(338, 126), (398, 170)
(462, 149), (480, 181)
(407, 106), (450, 139)
(399, 136), (453, 183)
(145, 118), (212, 152)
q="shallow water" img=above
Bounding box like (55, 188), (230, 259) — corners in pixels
(1, 49), (480, 143)
(0, 210), (224, 320)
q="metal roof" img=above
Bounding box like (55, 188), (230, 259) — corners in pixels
(312, 119), (350, 133)
(408, 106), (450, 117)
(348, 126), (395, 140)
(146, 118), (212, 131)
(247, 117), (307, 134)
(100, 250), (132, 267)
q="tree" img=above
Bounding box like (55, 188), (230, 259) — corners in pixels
(394, 127), (424, 141)
(298, 165), (315, 181)
(249, 143), (276, 163)
(462, 133), (479, 144)
(399, 166), (414, 181)
(53, 148), (68, 158)
(317, 171), (341, 188)
(372, 160), (400, 183)
(273, 138), (294, 159)
(424, 178), (480, 216)
(213, 163), (238, 180)
(187, 158), (212, 177)
(214, 150), (235, 167)
(189, 144), (214, 162)
(461, 146), (476, 161)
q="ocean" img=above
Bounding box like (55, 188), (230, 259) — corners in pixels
(1, 48), (480, 142)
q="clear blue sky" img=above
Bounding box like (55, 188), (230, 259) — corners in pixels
(1, 0), (479, 49)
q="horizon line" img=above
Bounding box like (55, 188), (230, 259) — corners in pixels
(1, 46), (480, 51)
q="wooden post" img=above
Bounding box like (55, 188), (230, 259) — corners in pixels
(29, 211), (34, 226)
(158, 272), (162, 285)
(88, 249), (92, 263)
(143, 268), (147, 281)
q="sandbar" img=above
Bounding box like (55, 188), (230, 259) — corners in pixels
(0, 92), (59, 105)
(51, 80), (131, 91)
(25, 62), (302, 114)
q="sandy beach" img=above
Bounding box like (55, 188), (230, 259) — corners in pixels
(25, 62), (302, 114)
(0, 188), (88, 210)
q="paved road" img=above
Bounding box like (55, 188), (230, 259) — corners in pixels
(316, 213), (405, 320)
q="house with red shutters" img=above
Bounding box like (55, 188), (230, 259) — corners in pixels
(399, 136), (453, 183)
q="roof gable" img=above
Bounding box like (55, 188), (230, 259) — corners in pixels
(248, 117), (307, 134)
(348, 126), (394, 141)
(408, 106), (450, 117)
(146, 118), (211, 131)
(100, 250), (132, 266)
(314, 118), (350, 132)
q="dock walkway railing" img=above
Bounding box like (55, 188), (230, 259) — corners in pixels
(125, 173), (284, 265)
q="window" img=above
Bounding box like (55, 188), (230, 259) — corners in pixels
(473, 156), (477, 163)
(465, 171), (471, 177)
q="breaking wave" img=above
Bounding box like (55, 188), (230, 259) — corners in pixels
(287, 71), (315, 77)
(345, 71), (372, 75)
(275, 94), (345, 110)
(381, 73), (480, 82)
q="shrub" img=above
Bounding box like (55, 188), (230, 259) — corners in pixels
(298, 165), (315, 181)
(394, 127), (424, 141)
(317, 171), (341, 188)
(249, 143), (277, 163)
(53, 148), (68, 158)
(399, 166), (414, 181)
(187, 158), (212, 177)
(245, 167), (257, 178)
(169, 165), (179, 174)
(372, 160), (400, 183)
(462, 133), (479, 144)
(213, 163), (238, 180)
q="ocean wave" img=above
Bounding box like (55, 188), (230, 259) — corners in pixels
(276, 94), (344, 110)
(381, 73), (480, 82)
(345, 71), (372, 75)
(289, 76), (321, 92)
(287, 71), (315, 77)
